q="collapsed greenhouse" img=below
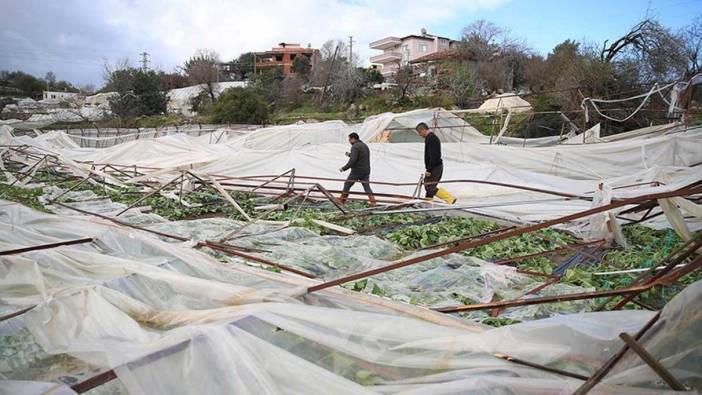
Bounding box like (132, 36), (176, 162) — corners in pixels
(0, 102), (701, 394)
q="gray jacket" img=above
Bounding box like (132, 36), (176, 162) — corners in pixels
(342, 140), (371, 174)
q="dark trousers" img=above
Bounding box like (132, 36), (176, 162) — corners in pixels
(343, 172), (374, 195)
(424, 165), (443, 198)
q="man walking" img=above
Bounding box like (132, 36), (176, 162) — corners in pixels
(415, 122), (456, 204)
(339, 132), (377, 206)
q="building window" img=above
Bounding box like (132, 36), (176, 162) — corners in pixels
(290, 54), (296, 61)
(275, 54), (283, 61)
(419, 44), (428, 52)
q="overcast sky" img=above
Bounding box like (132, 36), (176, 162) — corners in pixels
(1, 0), (700, 87)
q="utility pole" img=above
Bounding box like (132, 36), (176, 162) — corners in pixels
(139, 52), (150, 71)
(348, 36), (354, 68)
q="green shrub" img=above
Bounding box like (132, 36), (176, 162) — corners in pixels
(211, 87), (269, 124)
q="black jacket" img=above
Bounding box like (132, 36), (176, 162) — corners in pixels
(342, 140), (371, 174)
(424, 132), (443, 171)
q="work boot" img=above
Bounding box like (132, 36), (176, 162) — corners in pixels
(338, 192), (349, 205)
(435, 188), (456, 204)
(368, 194), (377, 207)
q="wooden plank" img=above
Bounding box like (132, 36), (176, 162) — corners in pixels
(310, 219), (355, 235)
(207, 175), (252, 221)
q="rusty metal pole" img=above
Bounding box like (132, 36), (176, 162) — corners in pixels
(0, 238), (93, 255)
(573, 312), (662, 395)
(115, 173), (183, 216)
(618, 333), (686, 391)
(48, 176), (92, 203)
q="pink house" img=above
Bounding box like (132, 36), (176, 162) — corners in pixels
(369, 29), (455, 80)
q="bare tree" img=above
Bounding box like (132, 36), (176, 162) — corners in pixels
(280, 74), (303, 107)
(44, 71), (56, 88)
(310, 39), (363, 105)
(440, 62), (477, 108)
(459, 19), (506, 62)
(102, 58), (131, 88)
(394, 65), (415, 100)
(455, 20), (532, 92)
(600, 19), (687, 82)
(680, 16), (702, 76)
(184, 49), (221, 101)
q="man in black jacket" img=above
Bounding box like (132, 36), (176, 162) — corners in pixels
(339, 132), (377, 206)
(416, 122), (456, 204)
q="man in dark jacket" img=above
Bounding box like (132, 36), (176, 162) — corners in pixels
(416, 122), (456, 204)
(339, 132), (377, 206)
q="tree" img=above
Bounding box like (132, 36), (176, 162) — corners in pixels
(0, 71), (45, 98)
(159, 71), (190, 90)
(44, 71), (56, 88)
(308, 39), (364, 105)
(231, 52), (255, 80)
(280, 74), (303, 108)
(292, 55), (311, 80)
(680, 16), (702, 76)
(439, 62), (476, 108)
(600, 19), (687, 83)
(459, 19), (505, 62)
(394, 65), (415, 100)
(332, 67), (364, 103)
(211, 87), (269, 124)
(456, 19), (532, 92)
(251, 66), (284, 103)
(104, 62), (166, 118)
(133, 69), (167, 116)
(184, 49), (221, 101)
(364, 68), (384, 85)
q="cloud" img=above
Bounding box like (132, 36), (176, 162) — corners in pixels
(0, 0), (508, 86)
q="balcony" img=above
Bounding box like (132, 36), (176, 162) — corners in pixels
(369, 36), (401, 50)
(369, 51), (402, 64)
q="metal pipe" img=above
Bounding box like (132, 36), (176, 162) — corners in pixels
(115, 173), (183, 216)
(493, 353), (588, 381)
(0, 237), (93, 255)
(573, 312), (661, 395)
(618, 333), (686, 391)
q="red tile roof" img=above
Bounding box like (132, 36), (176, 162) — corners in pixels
(409, 48), (459, 64)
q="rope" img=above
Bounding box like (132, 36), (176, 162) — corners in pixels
(580, 81), (677, 123)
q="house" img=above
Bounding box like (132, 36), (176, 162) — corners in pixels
(369, 29), (455, 80)
(42, 91), (79, 101)
(254, 43), (319, 75)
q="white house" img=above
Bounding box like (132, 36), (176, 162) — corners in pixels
(42, 91), (79, 101)
(369, 28), (455, 80)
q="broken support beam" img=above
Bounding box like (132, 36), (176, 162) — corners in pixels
(0, 305), (35, 322)
(115, 173), (183, 217)
(250, 168), (295, 193)
(203, 174), (252, 221)
(573, 312), (661, 395)
(0, 237), (94, 255)
(434, 283), (652, 313)
(493, 353), (588, 381)
(200, 241), (316, 279)
(618, 333), (686, 391)
(314, 183), (348, 214)
(71, 370), (118, 394)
